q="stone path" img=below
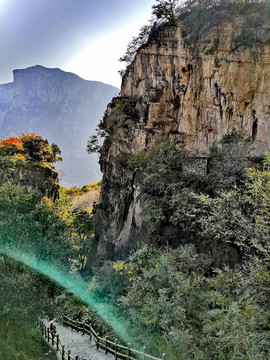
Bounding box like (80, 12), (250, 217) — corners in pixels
(45, 319), (114, 360)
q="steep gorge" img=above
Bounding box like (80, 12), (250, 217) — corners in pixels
(0, 65), (118, 186)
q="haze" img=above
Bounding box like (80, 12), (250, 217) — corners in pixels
(0, 0), (154, 87)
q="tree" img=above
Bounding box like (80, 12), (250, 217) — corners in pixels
(152, 0), (179, 24)
(51, 143), (63, 162)
(207, 129), (252, 193)
(70, 210), (94, 273)
(194, 162), (270, 259)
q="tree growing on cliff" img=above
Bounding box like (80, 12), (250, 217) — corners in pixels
(152, 0), (179, 24)
(119, 0), (181, 71)
(51, 143), (63, 162)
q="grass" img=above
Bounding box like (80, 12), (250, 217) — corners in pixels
(0, 321), (57, 360)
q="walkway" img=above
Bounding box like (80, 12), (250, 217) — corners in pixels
(45, 319), (114, 360)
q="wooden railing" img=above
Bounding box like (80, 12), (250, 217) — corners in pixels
(41, 324), (78, 360)
(62, 315), (166, 360)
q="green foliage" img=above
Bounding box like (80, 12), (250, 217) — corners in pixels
(180, 1), (270, 52)
(120, 0), (270, 77)
(51, 142), (63, 162)
(128, 141), (204, 244)
(70, 210), (94, 272)
(0, 182), (71, 267)
(100, 97), (139, 135)
(119, 1), (180, 72)
(0, 133), (62, 173)
(64, 181), (101, 197)
(92, 243), (270, 359)
(263, 151), (270, 170)
(87, 97), (139, 161)
(0, 255), (59, 360)
(152, 0), (179, 25)
(207, 129), (252, 193)
(0, 181), (97, 357)
(181, 6), (216, 48)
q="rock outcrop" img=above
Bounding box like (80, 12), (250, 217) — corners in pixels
(0, 66), (119, 186)
(88, 11), (270, 265)
(0, 135), (59, 200)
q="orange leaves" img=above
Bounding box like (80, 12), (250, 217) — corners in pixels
(19, 132), (40, 142)
(0, 133), (48, 160)
(0, 132), (58, 167)
(0, 133), (40, 153)
(0, 137), (24, 151)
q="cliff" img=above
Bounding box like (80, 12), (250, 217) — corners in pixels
(0, 66), (119, 186)
(89, 5), (270, 265)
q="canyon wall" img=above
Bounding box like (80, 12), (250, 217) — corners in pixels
(89, 16), (270, 265)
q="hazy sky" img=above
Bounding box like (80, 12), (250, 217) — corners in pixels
(0, 0), (154, 87)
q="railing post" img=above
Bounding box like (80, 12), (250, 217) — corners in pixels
(127, 343), (130, 360)
(96, 333), (99, 349)
(105, 336), (108, 354)
(47, 328), (50, 342)
(89, 323), (92, 340)
(68, 350), (71, 360)
(76, 320), (79, 332)
(56, 335), (59, 351)
(62, 345), (65, 360)
(115, 338), (118, 360)
(143, 346), (146, 360)
(162, 353), (166, 360)
(75, 357), (78, 360)
(82, 321), (85, 335)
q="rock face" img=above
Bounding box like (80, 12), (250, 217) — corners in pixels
(0, 65), (119, 186)
(0, 157), (59, 200)
(89, 17), (270, 265)
(121, 25), (270, 155)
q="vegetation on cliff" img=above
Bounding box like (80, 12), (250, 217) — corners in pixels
(2, 2), (270, 359)
(90, 134), (270, 359)
(0, 133), (61, 165)
(86, 2), (270, 359)
(0, 133), (62, 200)
(1, 134), (268, 359)
(119, 0), (270, 70)
(87, 96), (139, 160)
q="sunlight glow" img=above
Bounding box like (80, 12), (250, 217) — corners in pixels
(64, 12), (152, 87)
(0, 244), (140, 351)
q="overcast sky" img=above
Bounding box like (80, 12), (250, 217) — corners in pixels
(0, 0), (154, 87)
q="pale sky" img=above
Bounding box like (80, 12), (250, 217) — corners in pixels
(0, 0), (154, 87)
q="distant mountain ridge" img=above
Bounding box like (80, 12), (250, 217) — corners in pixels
(0, 65), (119, 186)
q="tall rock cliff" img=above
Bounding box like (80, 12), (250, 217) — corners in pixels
(89, 7), (270, 265)
(0, 66), (119, 186)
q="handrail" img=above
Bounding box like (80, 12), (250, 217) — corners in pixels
(62, 314), (165, 360)
(40, 324), (78, 360)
